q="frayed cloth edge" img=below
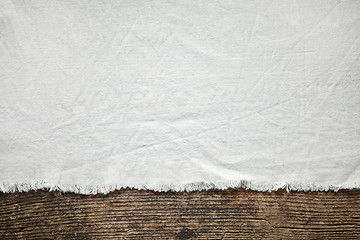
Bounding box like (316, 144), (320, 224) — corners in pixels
(1, 180), (359, 194)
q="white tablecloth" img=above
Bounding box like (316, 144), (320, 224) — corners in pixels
(1, 0), (359, 194)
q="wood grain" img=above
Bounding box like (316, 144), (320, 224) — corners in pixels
(0, 188), (359, 239)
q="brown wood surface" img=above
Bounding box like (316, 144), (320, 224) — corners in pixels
(0, 188), (359, 239)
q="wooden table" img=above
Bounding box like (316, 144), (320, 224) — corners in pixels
(1, 188), (359, 239)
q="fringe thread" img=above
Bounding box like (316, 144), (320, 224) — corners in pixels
(1, 180), (359, 194)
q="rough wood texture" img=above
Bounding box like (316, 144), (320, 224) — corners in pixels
(0, 189), (359, 239)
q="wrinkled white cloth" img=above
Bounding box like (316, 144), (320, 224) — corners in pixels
(1, 0), (359, 194)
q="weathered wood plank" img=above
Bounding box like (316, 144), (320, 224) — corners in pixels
(0, 189), (359, 239)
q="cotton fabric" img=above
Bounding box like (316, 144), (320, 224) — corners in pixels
(1, 0), (359, 193)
